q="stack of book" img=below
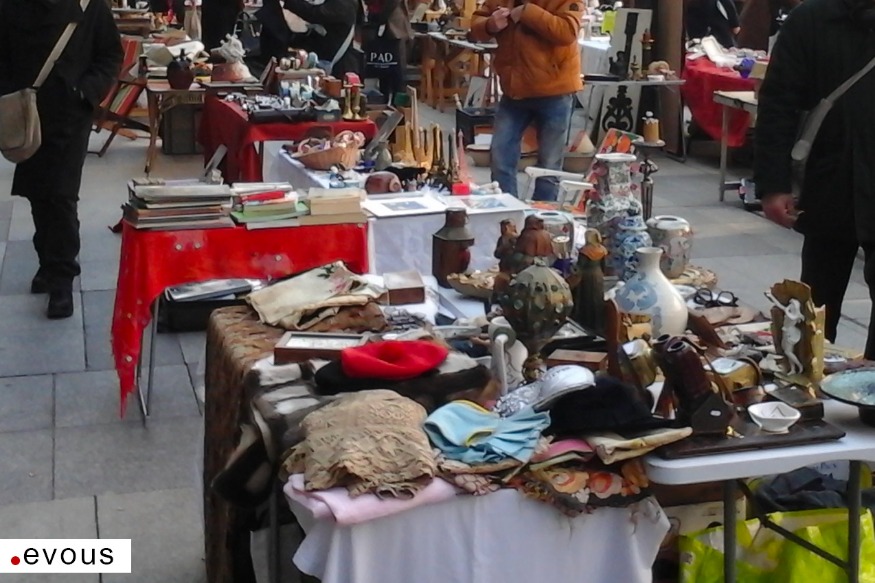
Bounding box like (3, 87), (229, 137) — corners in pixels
(301, 187), (367, 226)
(123, 180), (234, 230)
(230, 183), (310, 230)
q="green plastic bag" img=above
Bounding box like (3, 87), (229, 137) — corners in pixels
(680, 508), (875, 583)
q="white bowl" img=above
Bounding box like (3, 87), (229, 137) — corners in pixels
(747, 402), (801, 434)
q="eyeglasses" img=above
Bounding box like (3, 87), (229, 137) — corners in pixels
(693, 287), (738, 308)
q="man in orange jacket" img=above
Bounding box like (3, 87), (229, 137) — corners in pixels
(470, 0), (583, 200)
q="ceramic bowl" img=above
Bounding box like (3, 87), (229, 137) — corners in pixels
(820, 367), (875, 426)
(465, 144), (490, 167)
(562, 152), (594, 173)
(747, 402), (801, 434)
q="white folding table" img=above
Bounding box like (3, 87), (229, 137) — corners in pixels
(645, 400), (875, 583)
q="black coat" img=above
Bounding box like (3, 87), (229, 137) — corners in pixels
(754, 0), (875, 242)
(686, 0), (740, 48)
(257, 0), (360, 78)
(0, 0), (122, 200)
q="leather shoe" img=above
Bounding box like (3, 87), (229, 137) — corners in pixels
(47, 289), (74, 319)
(31, 273), (49, 294)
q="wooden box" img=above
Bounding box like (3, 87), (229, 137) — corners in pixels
(382, 271), (426, 305)
(274, 332), (366, 364)
(545, 349), (608, 372)
(161, 103), (203, 155)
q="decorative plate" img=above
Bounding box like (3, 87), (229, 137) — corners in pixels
(820, 367), (875, 408)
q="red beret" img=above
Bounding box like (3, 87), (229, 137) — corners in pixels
(341, 340), (449, 380)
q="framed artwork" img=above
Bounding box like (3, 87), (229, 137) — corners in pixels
(448, 193), (530, 214)
(463, 76), (489, 109)
(274, 332), (367, 364)
(362, 194), (448, 218)
(607, 9), (653, 81)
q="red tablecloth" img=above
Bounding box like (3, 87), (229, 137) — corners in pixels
(111, 221), (369, 414)
(198, 98), (377, 182)
(682, 58), (757, 147)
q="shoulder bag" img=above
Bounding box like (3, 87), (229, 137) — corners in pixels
(790, 53), (875, 196)
(0, 0), (90, 164)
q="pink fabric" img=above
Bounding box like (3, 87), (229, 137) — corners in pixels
(532, 438), (595, 462)
(284, 474), (459, 526)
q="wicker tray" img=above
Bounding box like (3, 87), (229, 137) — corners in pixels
(447, 267), (499, 300)
(294, 145), (360, 170)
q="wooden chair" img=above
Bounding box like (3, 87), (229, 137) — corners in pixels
(91, 36), (149, 157)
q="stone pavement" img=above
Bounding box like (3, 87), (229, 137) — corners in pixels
(0, 105), (869, 582)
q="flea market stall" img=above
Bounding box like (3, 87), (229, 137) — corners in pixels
(102, 4), (875, 583)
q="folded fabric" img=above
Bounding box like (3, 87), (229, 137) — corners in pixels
(531, 438), (594, 463)
(282, 390), (437, 497)
(314, 350), (495, 412)
(284, 473), (458, 526)
(584, 427), (693, 464)
(247, 261), (385, 330)
(424, 401), (550, 465)
(342, 340), (449, 380)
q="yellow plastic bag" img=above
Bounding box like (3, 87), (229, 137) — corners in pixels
(680, 508), (875, 583)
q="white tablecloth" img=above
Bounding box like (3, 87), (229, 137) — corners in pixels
(289, 489), (669, 583)
(268, 152), (528, 275)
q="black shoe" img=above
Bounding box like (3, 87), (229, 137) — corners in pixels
(47, 289), (74, 319)
(31, 273), (49, 294)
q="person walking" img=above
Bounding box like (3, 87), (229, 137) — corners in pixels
(469, 0), (582, 201)
(685, 0), (741, 49)
(0, 0), (122, 319)
(755, 0), (875, 357)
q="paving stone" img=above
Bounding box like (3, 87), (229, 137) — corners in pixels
(0, 296), (85, 376)
(54, 417), (202, 499)
(177, 332), (206, 365)
(0, 497), (99, 583)
(0, 429), (53, 507)
(79, 259), (119, 292)
(0, 375), (53, 432)
(7, 198), (33, 242)
(0, 216), (9, 242)
(0, 240), (81, 295)
(98, 488), (206, 583)
(55, 366), (198, 428)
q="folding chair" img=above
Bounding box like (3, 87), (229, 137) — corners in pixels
(91, 36), (149, 157)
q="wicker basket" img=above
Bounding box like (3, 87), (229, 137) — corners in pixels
(294, 145), (360, 170)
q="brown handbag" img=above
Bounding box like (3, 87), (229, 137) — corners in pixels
(0, 0), (90, 163)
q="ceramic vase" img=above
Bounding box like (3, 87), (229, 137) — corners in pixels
(432, 208), (475, 288)
(585, 153), (642, 272)
(497, 261), (573, 355)
(166, 51), (194, 90)
(614, 247), (688, 337)
(611, 213), (652, 281)
(646, 215), (693, 279)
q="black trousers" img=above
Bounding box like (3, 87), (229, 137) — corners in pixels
(800, 234), (875, 359)
(28, 197), (80, 291)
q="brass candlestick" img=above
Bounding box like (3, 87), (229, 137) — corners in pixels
(341, 87), (354, 120)
(355, 93), (368, 121)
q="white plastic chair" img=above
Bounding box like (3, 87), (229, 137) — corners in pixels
(520, 166), (592, 205)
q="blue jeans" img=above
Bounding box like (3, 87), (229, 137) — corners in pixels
(491, 94), (573, 201)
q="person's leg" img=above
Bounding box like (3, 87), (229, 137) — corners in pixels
(490, 96), (533, 198)
(29, 199), (49, 292)
(800, 234), (859, 342)
(29, 196), (80, 318)
(531, 94), (573, 202)
(861, 242), (875, 359)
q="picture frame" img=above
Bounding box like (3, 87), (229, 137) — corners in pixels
(447, 193), (530, 215)
(361, 194), (448, 218)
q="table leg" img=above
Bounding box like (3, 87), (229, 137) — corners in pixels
(848, 460), (862, 583)
(723, 479), (738, 583)
(719, 105), (729, 202)
(137, 298), (159, 426)
(146, 92), (160, 176)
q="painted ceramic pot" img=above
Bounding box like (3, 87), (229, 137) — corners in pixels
(611, 213), (652, 281)
(497, 261), (573, 354)
(647, 215), (693, 279)
(614, 247), (688, 337)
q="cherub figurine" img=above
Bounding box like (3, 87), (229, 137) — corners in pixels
(765, 291), (804, 375)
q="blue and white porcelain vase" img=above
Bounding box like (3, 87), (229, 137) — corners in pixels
(611, 213), (652, 281)
(614, 247), (688, 336)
